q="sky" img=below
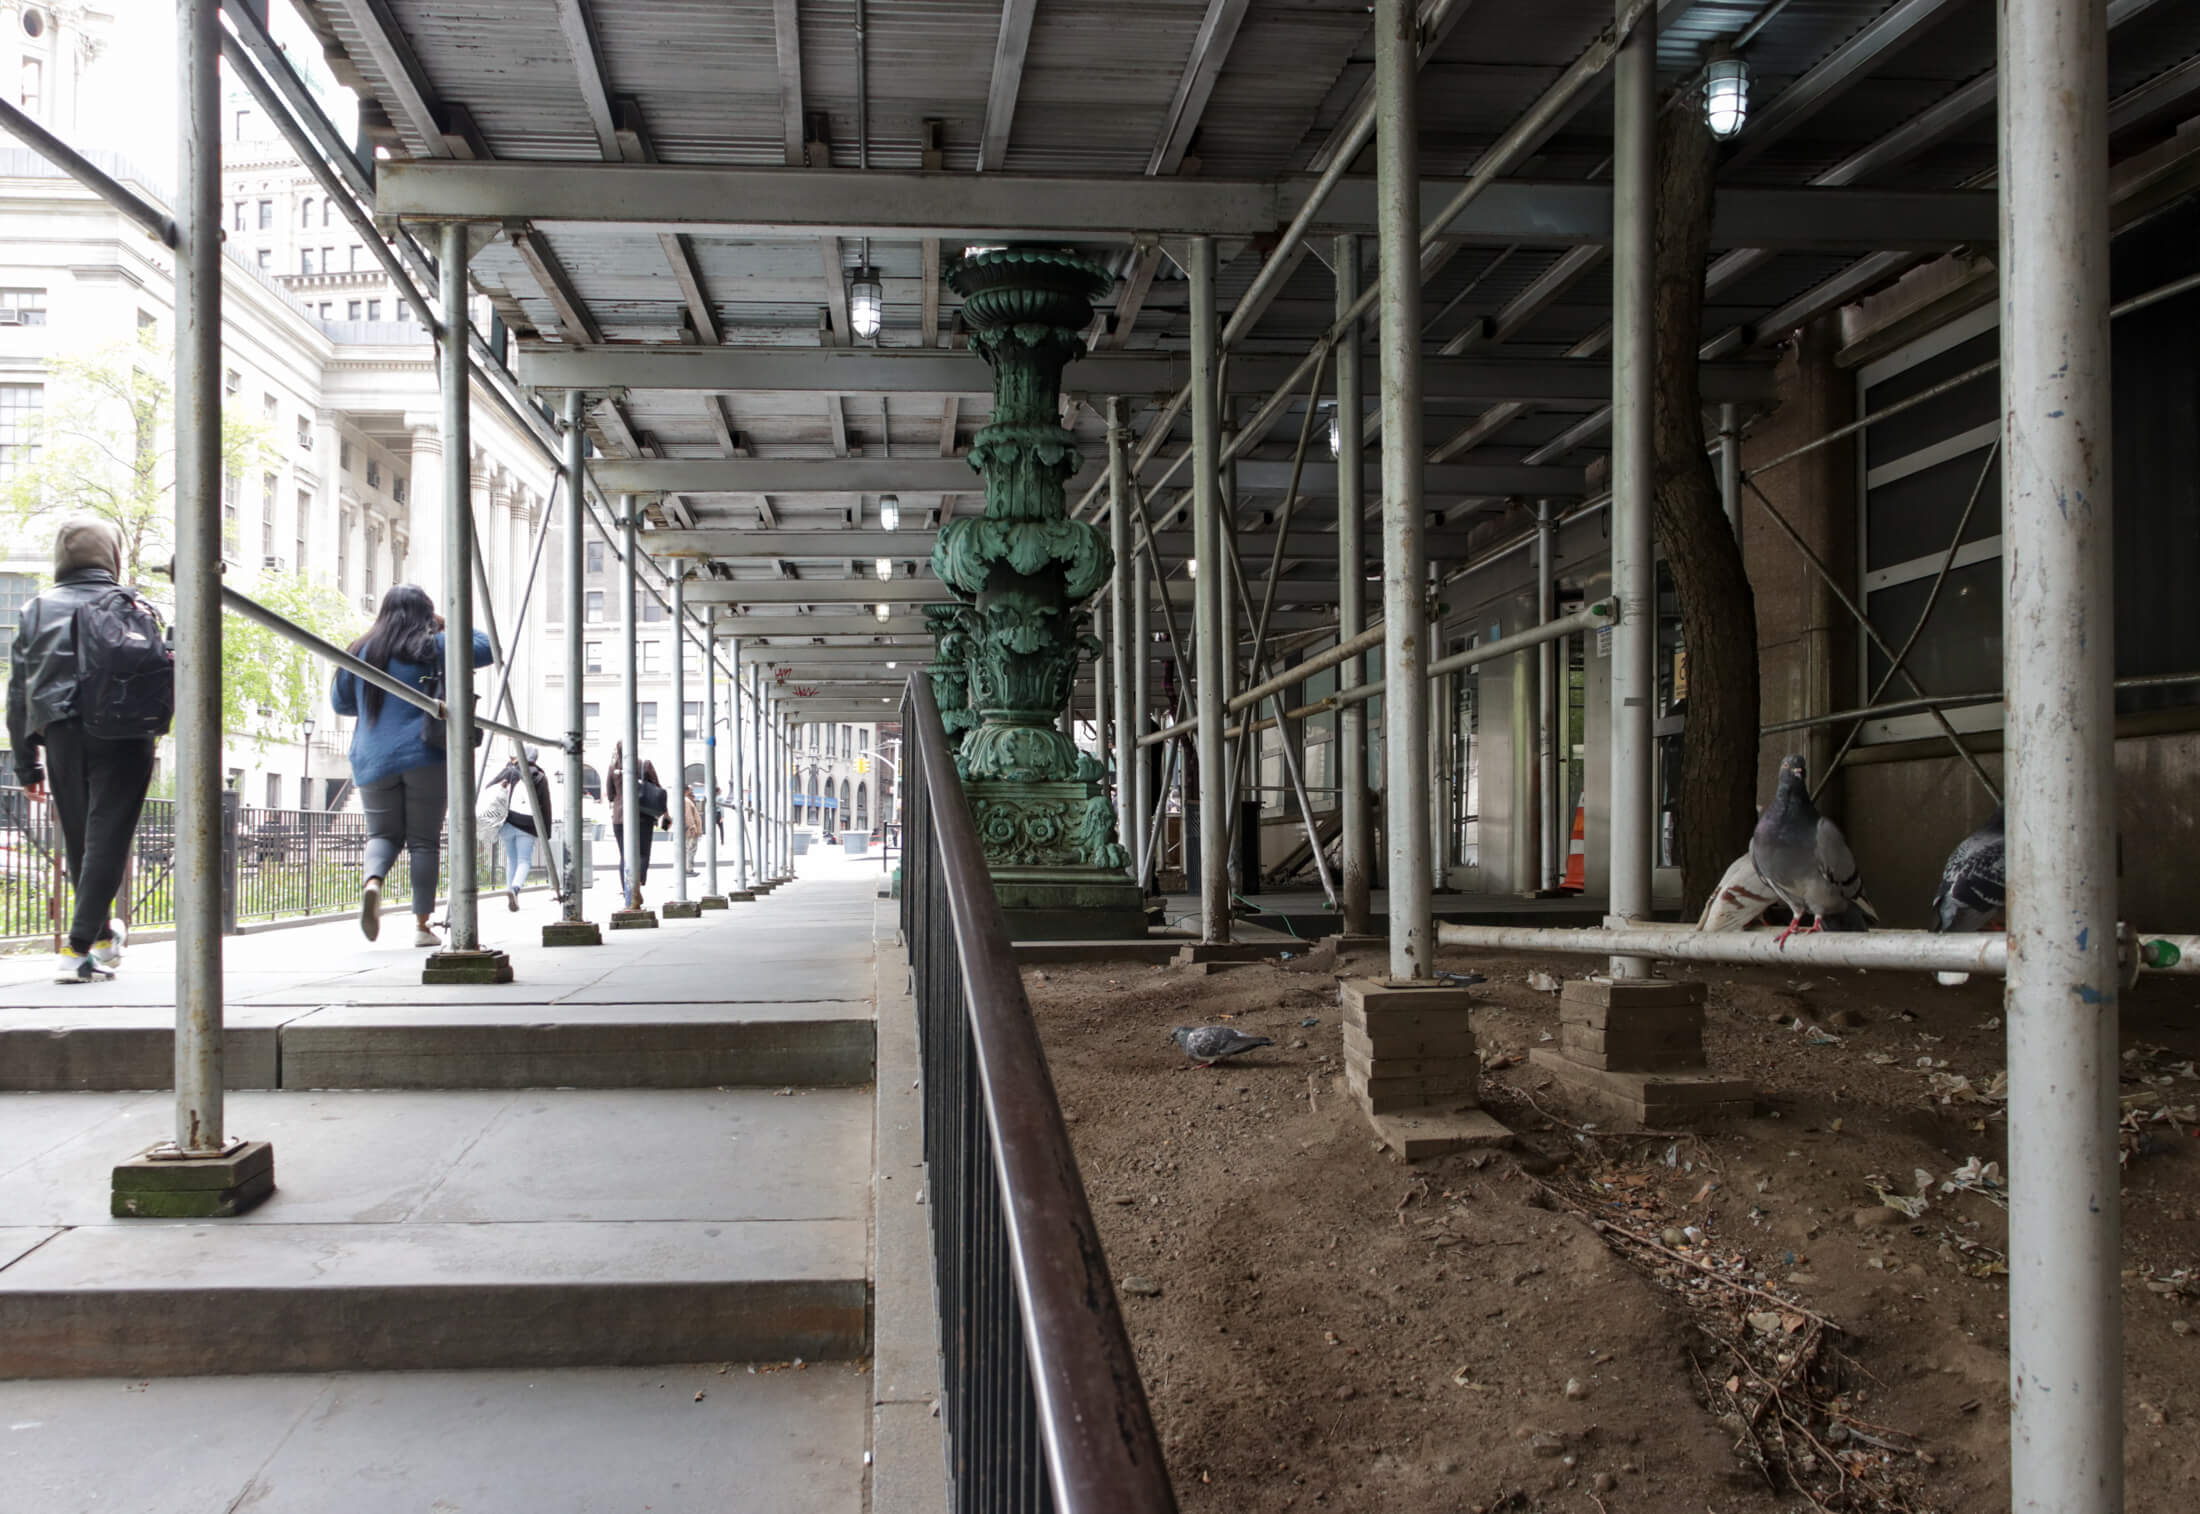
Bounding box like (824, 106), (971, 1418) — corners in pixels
(84, 1), (358, 172)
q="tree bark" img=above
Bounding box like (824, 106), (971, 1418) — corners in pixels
(1654, 103), (1760, 916)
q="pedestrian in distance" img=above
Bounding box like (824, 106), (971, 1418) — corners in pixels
(333, 584), (492, 948)
(6, 518), (172, 982)
(606, 740), (669, 908)
(682, 783), (704, 876)
(489, 746), (553, 912)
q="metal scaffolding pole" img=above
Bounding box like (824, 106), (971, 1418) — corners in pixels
(1132, 549), (1153, 890)
(778, 707), (792, 874)
(171, 0), (225, 1153)
(1108, 397), (1136, 853)
(2000, 0), (2121, 1499)
(1607, 0), (1656, 977)
(560, 393), (590, 919)
(704, 625), (721, 898)
(753, 668), (768, 879)
(619, 497), (643, 910)
(1189, 235), (1231, 943)
(438, 222), (484, 953)
(671, 570), (690, 904)
(1536, 502), (1562, 892)
(1717, 403), (1742, 535)
(1375, 0), (1430, 981)
(721, 637), (739, 894)
(1334, 234), (1373, 936)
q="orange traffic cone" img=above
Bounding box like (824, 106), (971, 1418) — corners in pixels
(1560, 799), (1586, 893)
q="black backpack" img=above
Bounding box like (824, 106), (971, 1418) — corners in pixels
(636, 775), (669, 820)
(72, 587), (174, 740)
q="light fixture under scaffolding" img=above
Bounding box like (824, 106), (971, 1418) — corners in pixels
(873, 602), (891, 622)
(875, 557), (894, 580)
(1704, 51), (1749, 140)
(878, 493), (900, 530)
(849, 267), (883, 338)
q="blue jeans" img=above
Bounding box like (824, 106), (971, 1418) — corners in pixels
(500, 822), (536, 892)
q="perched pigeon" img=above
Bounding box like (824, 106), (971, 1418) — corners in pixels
(1932, 807), (2006, 934)
(1696, 852), (1782, 933)
(1749, 754), (1876, 944)
(1171, 1025), (1276, 1067)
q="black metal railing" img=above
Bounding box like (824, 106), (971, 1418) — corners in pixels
(900, 679), (1176, 1514)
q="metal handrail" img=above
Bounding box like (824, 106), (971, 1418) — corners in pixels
(900, 676), (1176, 1514)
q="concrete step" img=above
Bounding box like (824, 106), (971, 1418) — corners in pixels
(0, 1363), (868, 1512)
(0, 1087), (873, 1378)
(0, 1001), (873, 1091)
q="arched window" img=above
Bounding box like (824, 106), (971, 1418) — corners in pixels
(856, 783), (868, 829)
(839, 779), (851, 821)
(321, 200), (332, 227)
(580, 764), (601, 801)
(808, 775), (820, 822)
(684, 762), (704, 791)
(300, 197), (313, 227)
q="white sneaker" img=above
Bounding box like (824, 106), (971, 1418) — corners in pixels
(414, 925), (441, 949)
(90, 919), (127, 967)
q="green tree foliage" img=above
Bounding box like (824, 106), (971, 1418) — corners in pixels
(218, 571), (363, 748)
(1, 328), (271, 581)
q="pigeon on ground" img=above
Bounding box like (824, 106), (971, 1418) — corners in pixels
(1932, 807), (2006, 934)
(1696, 851), (1782, 933)
(1749, 754), (1876, 945)
(1171, 1025), (1276, 1068)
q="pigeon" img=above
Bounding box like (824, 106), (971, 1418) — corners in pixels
(1932, 807), (2006, 934)
(1749, 754), (1876, 945)
(1696, 852), (1782, 933)
(1171, 1025), (1276, 1068)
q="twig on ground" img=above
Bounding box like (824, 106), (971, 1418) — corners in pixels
(1306, 1070), (1319, 1113)
(1588, 1219), (1844, 1332)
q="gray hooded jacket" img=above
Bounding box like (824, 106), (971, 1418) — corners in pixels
(7, 520), (130, 785)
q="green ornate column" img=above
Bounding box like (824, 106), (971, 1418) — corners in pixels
(931, 249), (1143, 938)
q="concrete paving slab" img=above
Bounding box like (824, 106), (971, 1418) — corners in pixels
(0, 1363), (868, 1514)
(0, 1218), (869, 1376)
(0, 1093), (158, 1186)
(561, 954), (873, 1004)
(0, 1226), (59, 1272)
(0, 1001), (304, 1090)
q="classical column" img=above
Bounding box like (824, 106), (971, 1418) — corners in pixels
(405, 420), (445, 609)
(931, 250), (1142, 938)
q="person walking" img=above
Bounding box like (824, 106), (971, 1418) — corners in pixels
(605, 740), (669, 908)
(333, 584), (492, 947)
(6, 518), (167, 980)
(490, 746), (553, 912)
(681, 784), (704, 877)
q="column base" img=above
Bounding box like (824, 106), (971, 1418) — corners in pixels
(699, 896), (730, 910)
(542, 920), (603, 946)
(1362, 1103), (1515, 1162)
(723, 890), (756, 902)
(994, 867), (1146, 941)
(423, 948), (515, 984)
(609, 908), (660, 930)
(661, 900), (703, 919)
(112, 1139), (275, 1218)
(1533, 976), (1754, 1125)
(1528, 1050), (1756, 1126)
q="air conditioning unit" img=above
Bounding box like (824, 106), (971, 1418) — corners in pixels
(263, 555), (286, 572)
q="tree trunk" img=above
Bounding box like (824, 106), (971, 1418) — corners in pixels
(1654, 103), (1760, 916)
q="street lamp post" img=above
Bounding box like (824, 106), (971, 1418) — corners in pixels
(300, 716), (314, 810)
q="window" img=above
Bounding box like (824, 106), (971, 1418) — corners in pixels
(300, 249), (315, 276)
(255, 249), (271, 271)
(322, 201), (332, 228)
(221, 470), (237, 523)
(0, 288), (47, 326)
(136, 309), (155, 333)
(683, 701), (701, 739)
(319, 302), (332, 319)
(295, 415), (311, 452)
(337, 509), (351, 590)
(20, 57), (40, 116)
(251, 473), (270, 539)
(642, 597), (665, 623)
(366, 458), (380, 489)
(366, 299), (381, 322)
(0, 572), (37, 629)
(267, 773), (282, 808)
(260, 476), (276, 556)
(0, 383), (41, 479)
(639, 702), (658, 742)
(390, 535), (404, 585)
(396, 300), (411, 324)
(257, 200), (273, 230)
(233, 108), (249, 138)
(859, 728), (869, 751)
(585, 591), (604, 623)
(583, 702), (602, 743)
(346, 301), (362, 321)
(323, 247), (334, 273)
(262, 393), (277, 423)
(586, 541), (605, 574)
(392, 475), (407, 505)
(585, 640), (604, 674)
(296, 490), (311, 569)
(641, 642), (660, 676)
(840, 725), (851, 755)
(300, 197), (313, 228)
(223, 367), (240, 397)
(364, 523), (380, 600)
(232, 201), (246, 232)
(338, 441), (351, 473)
(348, 245), (360, 271)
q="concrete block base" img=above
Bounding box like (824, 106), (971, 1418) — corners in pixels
(1364, 1104), (1514, 1162)
(421, 949), (514, 985)
(1011, 937), (1190, 964)
(1340, 978), (1481, 1125)
(540, 920), (603, 947)
(723, 889), (756, 902)
(698, 895), (730, 910)
(608, 909), (659, 930)
(1529, 1049), (1756, 1126)
(660, 900), (703, 919)
(1172, 941), (1294, 966)
(112, 1140), (275, 1219)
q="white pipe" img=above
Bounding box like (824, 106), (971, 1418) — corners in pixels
(1108, 397), (1136, 856)
(1189, 235), (1230, 944)
(1536, 502), (1563, 892)
(1437, 922), (2013, 974)
(2000, 0), (2122, 1500)
(1335, 232), (1374, 934)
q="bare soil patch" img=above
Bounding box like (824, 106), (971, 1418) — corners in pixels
(1022, 941), (2200, 1512)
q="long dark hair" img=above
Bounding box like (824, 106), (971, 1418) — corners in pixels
(347, 583), (439, 718)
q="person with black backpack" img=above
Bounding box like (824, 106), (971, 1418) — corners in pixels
(6, 518), (172, 981)
(332, 584), (492, 947)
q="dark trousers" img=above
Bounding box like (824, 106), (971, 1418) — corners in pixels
(42, 719), (157, 952)
(612, 821), (656, 900)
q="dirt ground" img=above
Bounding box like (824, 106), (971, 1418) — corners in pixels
(1021, 939), (2200, 1513)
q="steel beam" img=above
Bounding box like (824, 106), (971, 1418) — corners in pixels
(1721, 0), (1968, 173)
(596, 457), (974, 494)
(691, 577), (1348, 607)
(646, 526), (1470, 560)
(979, 0), (1039, 169)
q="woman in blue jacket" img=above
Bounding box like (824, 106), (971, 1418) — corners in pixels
(332, 585), (493, 947)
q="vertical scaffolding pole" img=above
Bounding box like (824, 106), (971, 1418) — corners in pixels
(619, 497), (642, 909)
(727, 637), (746, 893)
(1537, 501), (1562, 892)
(560, 392), (588, 918)
(439, 222), (483, 951)
(1717, 403), (1742, 535)
(1131, 550), (1153, 889)
(2000, 0), (2120, 1501)
(671, 570), (690, 903)
(1375, 0), (1430, 981)
(172, 0), (224, 1151)
(753, 668), (768, 878)
(1607, 0), (1656, 977)
(1189, 234), (1231, 944)
(1093, 601), (1109, 770)
(1108, 397), (1135, 852)
(704, 624), (721, 897)
(778, 706), (791, 874)
(1335, 233), (1373, 935)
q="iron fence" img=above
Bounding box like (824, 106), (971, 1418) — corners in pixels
(900, 679), (1176, 1514)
